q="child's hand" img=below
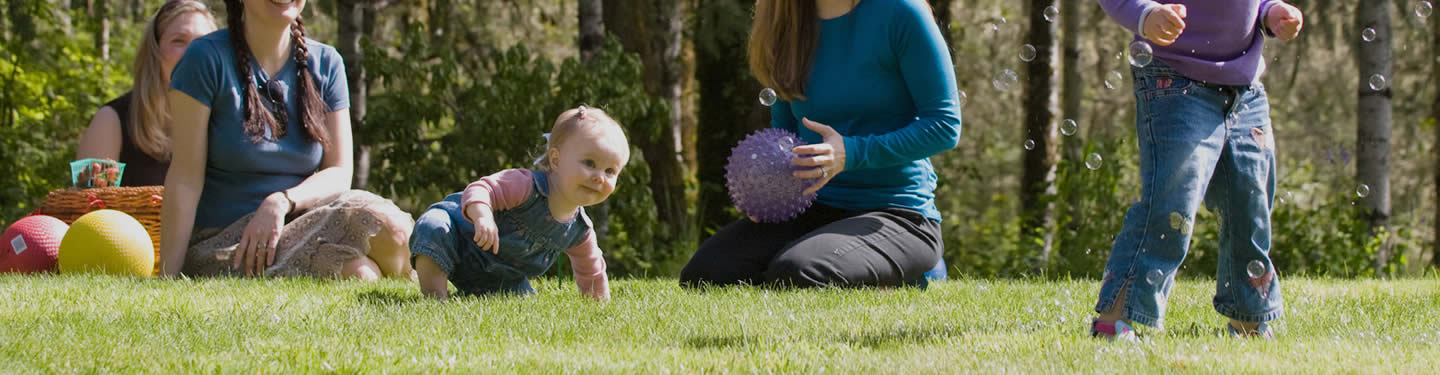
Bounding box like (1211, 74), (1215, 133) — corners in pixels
(577, 273), (610, 301)
(1142, 4), (1187, 46)
(1266, 3), (1303, 41)
(466, 203), (500, 254)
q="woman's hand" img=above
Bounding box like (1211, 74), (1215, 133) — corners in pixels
(467, 203), (500, 254)
(792, 117), (847, 196)
(233, 192), (292, 276)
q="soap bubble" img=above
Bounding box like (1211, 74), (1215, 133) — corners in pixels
(1104, 71), (1124, 90)
(759, 88), (777, 106)
(1060, 119), (1078, 136)
(1128, 41), (1153, 67)
(1368, 74), (1388, 91)
(1085, 153), (1103, 170)
(1246, 260), (1267, 279)
(1146, 269), (1164, 286)
(993, 69), (1018, 91)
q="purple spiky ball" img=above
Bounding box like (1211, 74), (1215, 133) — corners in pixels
(725, 128), (817, 223)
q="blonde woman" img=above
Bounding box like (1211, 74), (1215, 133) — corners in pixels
(76, 0), (217, 186)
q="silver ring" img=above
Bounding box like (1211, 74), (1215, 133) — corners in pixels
(821, 168), (828, 179)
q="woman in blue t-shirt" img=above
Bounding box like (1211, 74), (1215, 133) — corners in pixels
(159, 0), (413, 279)
(680, 0), (962, 288)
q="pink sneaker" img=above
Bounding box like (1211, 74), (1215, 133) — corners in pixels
(1091, 318), (1139, 342)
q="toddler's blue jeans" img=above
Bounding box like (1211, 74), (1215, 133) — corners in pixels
(1094, 60), (1284, 328)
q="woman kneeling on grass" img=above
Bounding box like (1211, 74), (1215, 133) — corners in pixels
(159, 0), (412, 279)
(680, 0), (962, 288)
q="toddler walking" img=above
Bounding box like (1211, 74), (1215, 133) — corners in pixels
(1091, 0), (1304, 340)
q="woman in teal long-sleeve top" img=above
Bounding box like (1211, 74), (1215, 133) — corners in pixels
(681, 0), (962, 288)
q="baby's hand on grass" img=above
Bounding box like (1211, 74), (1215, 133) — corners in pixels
(579, 275), (610, 302)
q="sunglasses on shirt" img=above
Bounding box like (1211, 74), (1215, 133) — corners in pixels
(261, 78), (289, 128)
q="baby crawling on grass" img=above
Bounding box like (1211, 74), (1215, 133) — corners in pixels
(409, 106), (629, 300)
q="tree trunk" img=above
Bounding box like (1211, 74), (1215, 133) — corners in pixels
(428, 0), (453, 47)
(95, 0), (108, 61)
(1055, 0), (1087, 255)
(49, 0), (72, 36)
(130, 0), (143, 23)
(1, 1), (11, 44)
(1060, 0), (1083, 159)
(695, 0), (766, 240)
(337, 0), (371, 189)
(1021, 0), (1060, 271)
(579, 0), (604, 60)
(604, 0), (695, 246)
(578, 0), (610, 244)
(1433, 3), (1439, 269)
(1355, 1), (1392, 273)
(7, 0), (34, 46)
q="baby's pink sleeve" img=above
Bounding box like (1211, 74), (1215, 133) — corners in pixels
(564, 230), (610, 301)
(461, 169), (535, 221)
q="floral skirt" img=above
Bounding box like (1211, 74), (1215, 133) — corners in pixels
(182, 190), (414, 277)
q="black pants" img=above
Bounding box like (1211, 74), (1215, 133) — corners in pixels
(680, 204), (942, 288)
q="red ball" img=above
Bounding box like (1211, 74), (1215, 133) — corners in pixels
(0, 215), (69, 273)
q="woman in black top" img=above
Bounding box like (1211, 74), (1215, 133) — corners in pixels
(76, 0), (217, 186)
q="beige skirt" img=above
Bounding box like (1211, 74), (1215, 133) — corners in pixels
(182, 190), (414, 277)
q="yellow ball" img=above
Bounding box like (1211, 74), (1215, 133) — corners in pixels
(58, 209), (154, 277)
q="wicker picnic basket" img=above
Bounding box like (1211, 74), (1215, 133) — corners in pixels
(35, 186), (164, 275)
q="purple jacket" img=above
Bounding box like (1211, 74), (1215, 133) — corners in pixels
(1098, 0), (1284, 85)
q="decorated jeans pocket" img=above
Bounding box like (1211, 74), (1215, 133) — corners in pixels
(1141, 76), (1194, 100)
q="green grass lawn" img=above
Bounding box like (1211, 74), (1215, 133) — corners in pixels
(2, 275), (1437, 374)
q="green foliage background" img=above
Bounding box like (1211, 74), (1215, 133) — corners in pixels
(1, 4), (133, 224)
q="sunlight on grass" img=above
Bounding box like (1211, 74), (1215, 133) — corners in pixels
(2, 275), (1437, 373)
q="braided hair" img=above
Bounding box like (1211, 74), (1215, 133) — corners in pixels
(223, 0), (328, 147)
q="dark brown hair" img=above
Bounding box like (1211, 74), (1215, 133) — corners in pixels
(748, 0), (935, 101)
(224, 0), (327, 147)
